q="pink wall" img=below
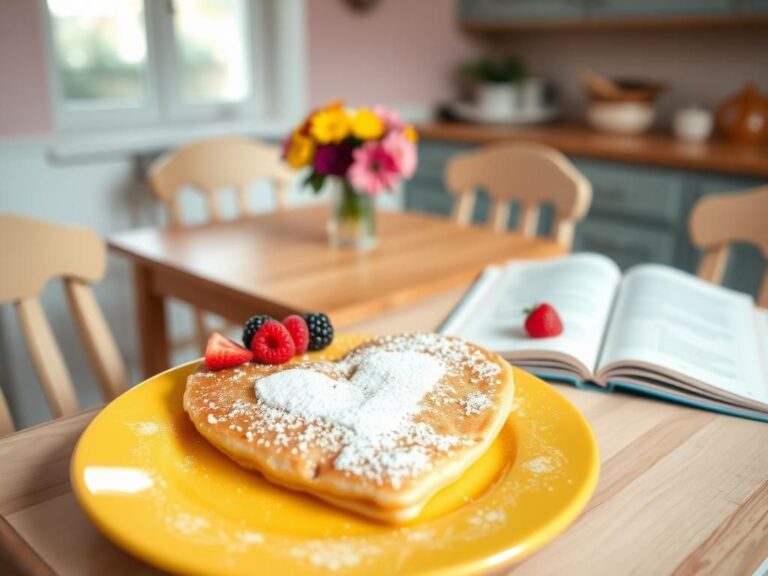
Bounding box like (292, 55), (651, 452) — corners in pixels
(1, 0), (765, 137)
(0, 0), (52, 137)
(307, 0), (478, 108)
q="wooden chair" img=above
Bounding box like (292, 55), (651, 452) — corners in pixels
(0, 215), (128, 434)
(444, 142), (592, 249)
(149, 136), (293, 226)
(689, 185), (768, 307)
(148, 136), (294, 350)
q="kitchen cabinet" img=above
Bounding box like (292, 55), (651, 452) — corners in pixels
(573, 218), (677, 269)
(586, 0), (735, 18)
(458, 0), (766, 27)
(406, 138), (766, 299)
(458, 0), (586, 22)
(747, 0), (768, 12)
(571, 160), (687, 226)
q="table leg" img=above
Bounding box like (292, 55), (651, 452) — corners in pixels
(134, 264), (169, 378)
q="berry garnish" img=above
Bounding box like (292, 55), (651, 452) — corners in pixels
(204, 332), (253, 371)
(242, 314), (273, 349)
(303, 312), (334, 351)
(523, 303), (564, 338)
(250, 320), (295, 364)
(282, 314), (310, 355)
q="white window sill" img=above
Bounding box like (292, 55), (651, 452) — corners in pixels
(49, 119), (293, 163)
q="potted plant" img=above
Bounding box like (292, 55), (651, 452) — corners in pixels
(461, 56), (527, 118)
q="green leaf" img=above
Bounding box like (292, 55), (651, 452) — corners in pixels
(303, 172), (326, 194)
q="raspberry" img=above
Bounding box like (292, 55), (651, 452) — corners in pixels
(282, 315), (310, 355)
(242, 314), (272, 349)
(250, 320), (295, 364)
(303, 313), (334, 351)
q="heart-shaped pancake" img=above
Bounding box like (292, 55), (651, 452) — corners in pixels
(184, 333), (514, 523)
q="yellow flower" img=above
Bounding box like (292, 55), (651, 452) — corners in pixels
(310, 106), (351, 144)
(351, 108), (385, 140)
(284, 131), (315, 169)
(404, 124), (419, 143)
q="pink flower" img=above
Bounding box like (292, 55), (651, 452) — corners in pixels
(348, 141), (400, 195)
(373, 105), (405, 131)
(382, 131), (417, 179)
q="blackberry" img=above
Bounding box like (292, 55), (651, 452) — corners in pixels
(303, 312), (334, 351)
(242, 314), (273, 349)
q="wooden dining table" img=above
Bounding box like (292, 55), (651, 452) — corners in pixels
(2, 284), (768, 576)
(108, 206), (564, 378)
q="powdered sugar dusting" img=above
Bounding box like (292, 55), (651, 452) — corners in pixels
(523, 456), (555, 474)
(468, 509), (507, 526)
(289, 539), (381, 570)
(256, 351), (445, 439)
(129, 421), (161, 436)
(166, 512), (209, 535)
(461, 392), (495, 415)
(235, 531), (264, 545)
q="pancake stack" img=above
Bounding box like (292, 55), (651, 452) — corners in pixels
(184, 333), (514, 523)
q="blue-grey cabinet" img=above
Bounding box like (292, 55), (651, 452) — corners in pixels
(747, 0), (768, 12)
(586, 0), (735, 17)
(406, 138), (766, 300)
(571, 160), (688, 226)
(458, 0), (586, 21)
(458, 0), (754, 24)
(573, 218), (678, 269)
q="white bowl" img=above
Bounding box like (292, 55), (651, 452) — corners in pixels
(587, 102), (656, 135)
(673, 106), (713, 143)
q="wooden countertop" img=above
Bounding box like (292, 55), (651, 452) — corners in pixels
(417, 122), (768, 179)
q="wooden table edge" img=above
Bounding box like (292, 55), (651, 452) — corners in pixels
(0, 515), (56, 576)
(0, 409), (102, 576)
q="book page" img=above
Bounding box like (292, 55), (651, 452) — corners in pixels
(441, 253), (622, 375)
(598, 265), (768, 404)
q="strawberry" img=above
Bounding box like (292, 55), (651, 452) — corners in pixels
(282, 314), (310, 355)
(204, 332), (253, 371)
(250, 320), (295, 364)
(523, 303), (564, 338)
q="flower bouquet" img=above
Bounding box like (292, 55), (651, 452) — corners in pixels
(282, 101), (418, 251)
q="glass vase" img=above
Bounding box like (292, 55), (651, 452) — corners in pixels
(327, 178), (377, 251)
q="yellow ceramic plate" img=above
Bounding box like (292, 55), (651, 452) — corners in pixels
(72, 335), (599, 576)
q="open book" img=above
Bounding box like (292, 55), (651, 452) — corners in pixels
(440, 253), (768, 422)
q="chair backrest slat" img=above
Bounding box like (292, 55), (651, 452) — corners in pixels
(760, 271), (768, 308)
(553, 217), (576, 248)
(149, 136), (294, 227)
(0, 385), (14, 437)
(445, 142), (592, 249)
(689, 185), (768, 308)
(519, 204), (541, 237)
(65, 280), (128, 400)
(452, 188), (476, 226)
(16, 297), (79, 418)
(0, 215), (127, 433)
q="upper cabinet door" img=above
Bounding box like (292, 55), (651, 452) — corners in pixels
(588, 0), (735, 17)
(458, 0), (587, 21)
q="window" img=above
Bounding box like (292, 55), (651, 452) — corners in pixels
(43, 0), (304, 132)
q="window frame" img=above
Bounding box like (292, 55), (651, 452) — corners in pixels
(40, 0), (305, 134)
